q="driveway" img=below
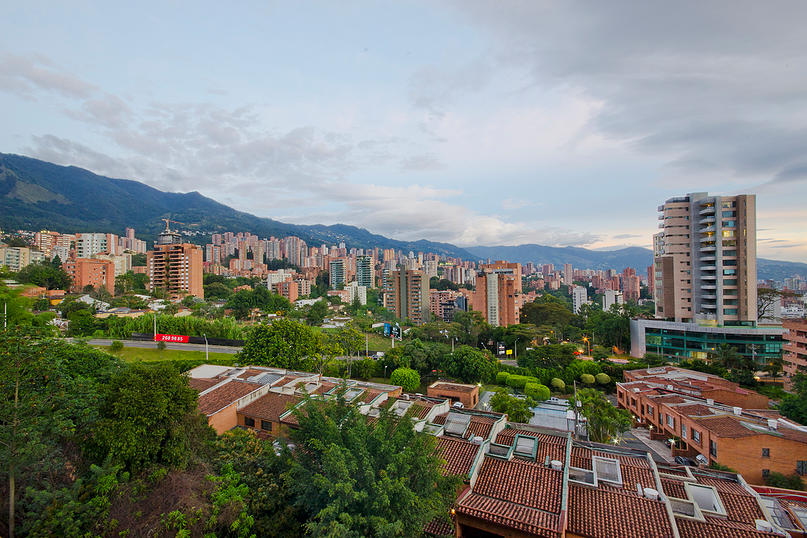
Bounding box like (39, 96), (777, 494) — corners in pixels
(624, 428), (675, 464)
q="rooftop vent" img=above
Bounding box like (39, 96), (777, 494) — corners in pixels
(593, 457), (623, 486)
(706, 398), (714, 405)
(550, 460), (563, 471)
(471, 435), (484, 445)
(643, 487), (660, 501)
(755, 519), (773, 533)
(767, 419), (779, 431)
(733, 406), (742, 415)
(666, 384), (674, 390)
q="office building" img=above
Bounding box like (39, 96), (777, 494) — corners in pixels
(386, 269), (430, 325)
(471, 261), (522, 327)
(653, 192), (757, 325)
(783, 319), (807, 391)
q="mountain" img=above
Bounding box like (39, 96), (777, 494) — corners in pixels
(466, 244), (807, 281)
(2, 153), (805, 281)
(0, 153), (474, 258)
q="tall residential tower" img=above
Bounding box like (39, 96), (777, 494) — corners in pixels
(653, 192), (756, 325)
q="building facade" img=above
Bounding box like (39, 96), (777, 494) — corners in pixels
(654, 192), (757, 326)
(63, 258), (116, 294)
(471, 261), (522, 327)
(386, 269), (430, 325)
(147, 242), (204, 299)
(783, 318), (807, 391)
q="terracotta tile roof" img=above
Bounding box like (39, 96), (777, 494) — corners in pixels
(432, 413), (447, 425)
(197, 380), (262, 415)
(495, 429), (567, 447)
(472, 457), (563, 513)
(188, 377), (219, 392)
(456, 492), (561, 537)
(422, 516), (453, 537)
(466, 416), (496, 440)
(313, 381), (337, 395)
(676, 515), (773, 538)
(657, 465), (690, 477)
(653, 395), (688, 404)
(239, 392), (301, 422)
(567, 484), (675, 538)
(675, 403), (716, 416)
(721, 492), (766, 523)
(661, 478), (688, 499)
(435, 436), (481, 478)
(407, 402), (433, 420)
(361, 388), (383, 403)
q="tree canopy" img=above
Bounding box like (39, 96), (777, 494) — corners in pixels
(238, 318), (332, 371)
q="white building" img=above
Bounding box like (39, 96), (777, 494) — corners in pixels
(603, 290), (624, 312)
(571, 286), (588, 314)
(346, 281), (367, 305)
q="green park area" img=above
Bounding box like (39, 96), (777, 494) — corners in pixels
(95, 344), (236, 364)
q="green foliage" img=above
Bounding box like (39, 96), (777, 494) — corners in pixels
(238, 319), (326, 371)
(595, 373), (611, 385)
(551, 377), (566, 392)
(496, 371), (511, 385)
(763, 471), (805, 491)
(524, 383), (550, 401)
(518, 343), (578, 370)
(390, 367), (420, 392)
(206, 464), (255, 537)
(490, 390), (534, 423)
(443, 345), (497, 383)
(285, 396), (461, 536)
(305, 299), (329, 326)
(520, 296), (573, 328)
(90, 362), (214, 473)
(110, 340), (124, 353)
(333, 325), (363, 357)
(569, 388), (631, 443)
(16, 261), (72, 290)
(106, 313), (245, 340)
(580, 373), (595, 385)
(592, 345), (610, 361)
(429, 277), (459, 290)
(779, 374), (807, 425)
(157, 340), (167, 350)
(225, 286), (291, 320)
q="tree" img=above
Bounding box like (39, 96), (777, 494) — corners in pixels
(284, 395), (461, 536)
(757, 287), (782, 320)
(205, 282), (234, 300)
(779, 374), (807, 425)
(525, 383), (550, 401)
(90, 362), (214, 473)
(390, 367), (420, 392)
(764, 471), (805, 491)
(489, 390), (534, 423)
(238, 319), (324, 370)
(569, 388), (631, 443)
(334, 325), (363, 357)
(453, 310), (489, 346)
(15, 262), (72, 290)
(442, 345), (496, 383)
(305, 299), (328, 326)
(520, 296), (573, 329)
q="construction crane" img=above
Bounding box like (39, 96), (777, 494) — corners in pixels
(161, 217), (185, 233)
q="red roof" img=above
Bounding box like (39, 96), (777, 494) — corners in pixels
(472, 457), (563, 514)
(567, 484), (675, 538)
(457, 492), (561, 537)
(239, 392), (301, 422)
(435, 436), (481, 478)
(188, 377), (219, 392)
(197, 380), (262, 415)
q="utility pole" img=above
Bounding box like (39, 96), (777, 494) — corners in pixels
(203, 333), (209, 363)
(365, 334), (369, 357)
(514, 337), (520, 360)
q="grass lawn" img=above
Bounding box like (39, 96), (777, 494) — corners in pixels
(95, 345), (237, 364)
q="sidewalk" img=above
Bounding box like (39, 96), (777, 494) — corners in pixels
(630, 428), (675, 464)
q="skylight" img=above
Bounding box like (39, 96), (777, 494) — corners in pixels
(593, 456), (623, 486)
(686, 484), (726, 515)
(444, 412), (471, 436)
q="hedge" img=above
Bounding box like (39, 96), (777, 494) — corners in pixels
(595, 373), (611, 385)
(506, 375), (538, 389)
(525, 383), (551, 401)
(496, 371), (511, 385)
(551, 378), (566, 391)
(580, 373), (595, 385)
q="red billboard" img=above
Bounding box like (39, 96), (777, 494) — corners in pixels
(154, 333), (189, 343)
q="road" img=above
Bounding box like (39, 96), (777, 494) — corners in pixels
(620, 428), (674, 464)
(84, 338), (242, 354)
(476, 390), (493, 410)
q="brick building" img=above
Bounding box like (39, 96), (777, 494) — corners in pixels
(783, 319), (807, 391)
(63, 258), (116, 294)
(147, 243), (204, 299)
(427, 381), (479, 408)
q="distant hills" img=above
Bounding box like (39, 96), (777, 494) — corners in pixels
(1, 153), (805, 281)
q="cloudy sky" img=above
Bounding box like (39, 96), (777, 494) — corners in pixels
(2, 1), (806, 261)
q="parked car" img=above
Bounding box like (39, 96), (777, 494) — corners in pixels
(674, 456), (697, 466)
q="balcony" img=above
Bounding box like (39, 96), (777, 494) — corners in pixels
(699, 206), (716, 215)
(699, 216), (715, 224)
(701, 274), (717, 281)
(701, 294), (717, 300)
(700, 245), (716, 252)
(699, 226), (716, 233)
(702, 303), (717, 309)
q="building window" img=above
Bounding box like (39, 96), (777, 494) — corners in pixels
(709, 440), (717, 458)
(762, 448), (770, 458)
(797, 461), (807, 476)
(681, 424), (687, 439)
(244, 417), (255, 427)
(261, 420), (272, 432)
(667, 415), (674, 428)
(693, 430), (701, 444)
(762, 469), (770, 478)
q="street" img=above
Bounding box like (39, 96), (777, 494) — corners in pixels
(83, 338), (242, 354)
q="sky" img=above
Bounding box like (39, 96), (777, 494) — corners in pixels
(2, 1), (806, 262)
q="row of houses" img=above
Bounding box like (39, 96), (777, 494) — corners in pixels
(186, 364), (807, 537)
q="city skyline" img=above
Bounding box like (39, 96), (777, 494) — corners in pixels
(2, 2), (807, 262)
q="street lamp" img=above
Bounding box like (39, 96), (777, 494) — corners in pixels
(583, 336), (591, 356)
(203, 333), (209, 363)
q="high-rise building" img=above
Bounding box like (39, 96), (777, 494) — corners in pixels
(329, 259), (346, 289)
(654, 192), (757, 325)
(571, 285), (588, 314)
(471, 261), (522, 327)
(603, 290), (624, 312)
(76, 232), (119, 258)
(147, 229), (204, 298)
(63, 258), (115, 294)
(387, 270), (430, 325)
(356, 255), (374, 288)
(0, 246), (45, 272)
(783, 319), (807, 391)
(563, 263), (573, 286)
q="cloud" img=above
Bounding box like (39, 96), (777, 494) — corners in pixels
(0, 54), (96, 100)
(613, 233), (641, 239)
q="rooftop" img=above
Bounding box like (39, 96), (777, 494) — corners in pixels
(197, 380), (262, 416)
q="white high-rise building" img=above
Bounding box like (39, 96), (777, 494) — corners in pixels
(603, 290), (624, 312)
(572, 286), (588, 314)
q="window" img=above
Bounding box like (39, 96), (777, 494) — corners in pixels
(244, 417), (255, 427)
(681, 424), (687, 439)
(693, 430), (701, 444)
(724, 308), (738, 315)
(261, 420), (272, 432)
(722, 230), (735, 238)
(709, 440), (717, 458)
(798, 461), (807, 476)
(724, 279), (738, 286)
(722, 211), (736, 218)
(723, 269), (736, 276)
(762, 448), (770, 458)
(763, 469), (770, 478)
(723, 250), (737, 257)
(667, 415), (675, 428)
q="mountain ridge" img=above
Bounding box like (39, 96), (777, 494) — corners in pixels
(1, 153), (805, 280)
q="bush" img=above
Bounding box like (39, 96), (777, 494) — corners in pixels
(506, 375), (538, 389)
(496, 371), (511, 385)
(580, 373), (595, 385)
(156, 340), (166, 351)
(110, 340), (124, 353)
(764, 472), (805, 491)
(525, 383), (550, 401)
(595, 373), (611, 385)
(551, 378), (565, 392)
(390, 367), (420, 392)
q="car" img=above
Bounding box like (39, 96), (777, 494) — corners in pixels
(452, 401), (464, 409)
(674, 455), (697, 466)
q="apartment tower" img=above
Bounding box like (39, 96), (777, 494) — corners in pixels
(147, 229), (204, 299)
(653, 192), (756, 325)
(386, 269), (430, 325)
(471, 261), (522, 327)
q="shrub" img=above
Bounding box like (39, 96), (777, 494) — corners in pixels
(551, 378), (565, 392)
(525, 383), (550, 401)
(156, 340), (166, 351)
(507, 375), (538, 389)
(390, 367), (420, 392)
(595, 373), (611, 385)
(580, 373), (595, 385)
(110, 340), (124, 353)
(496, 371), (511, 385)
